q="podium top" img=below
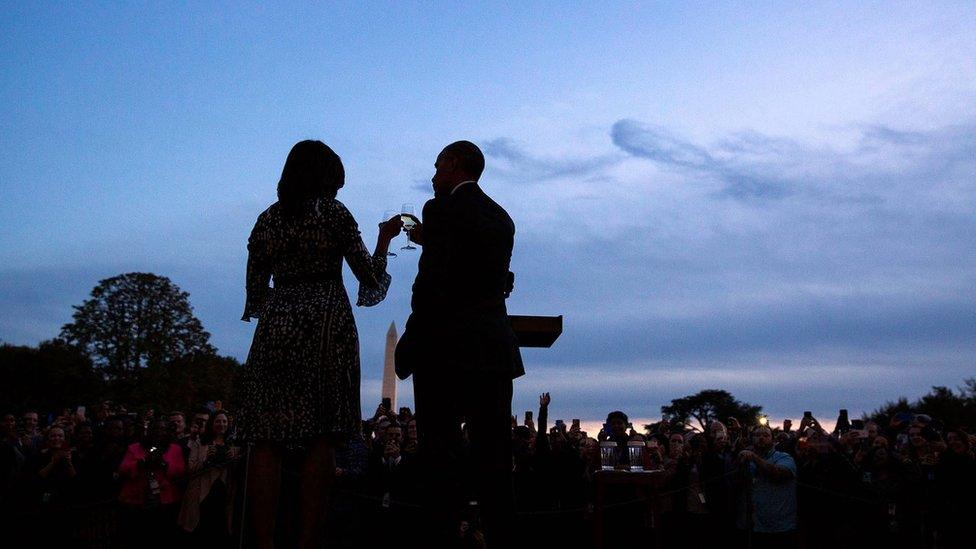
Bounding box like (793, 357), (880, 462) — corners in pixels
(509, 315), (563, 348)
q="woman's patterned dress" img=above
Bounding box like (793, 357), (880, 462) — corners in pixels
(237, 198), (390, 442)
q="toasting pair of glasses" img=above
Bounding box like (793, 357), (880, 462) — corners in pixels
(382, 204), (418, 257)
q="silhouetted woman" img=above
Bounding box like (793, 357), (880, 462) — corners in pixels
(238, 140), (401, 549)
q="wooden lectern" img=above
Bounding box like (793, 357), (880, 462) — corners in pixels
(509, 315), (562, 348)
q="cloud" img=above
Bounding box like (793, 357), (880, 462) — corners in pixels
(610, 119), (976, 204)
(482, 137), (620, 182)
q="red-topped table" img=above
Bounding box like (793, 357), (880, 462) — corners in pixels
(593, 469), (667, 548)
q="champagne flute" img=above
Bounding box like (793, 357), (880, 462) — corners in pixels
(401, 203), (417, 250)
(382, 210), (398, 257)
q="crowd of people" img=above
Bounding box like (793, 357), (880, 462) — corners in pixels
(1, 395), (973, 549)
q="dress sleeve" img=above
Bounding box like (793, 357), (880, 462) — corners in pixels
(337, 202), (391, 307)
(242, 213), (272, 321)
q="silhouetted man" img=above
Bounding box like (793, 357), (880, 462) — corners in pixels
(396, 140), (524, 547)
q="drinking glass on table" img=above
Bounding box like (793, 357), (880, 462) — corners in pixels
(401, 203), (417, 251)
(382, 210), (398, 257)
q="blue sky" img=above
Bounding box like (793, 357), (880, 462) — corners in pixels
(2, 2), (974, 426)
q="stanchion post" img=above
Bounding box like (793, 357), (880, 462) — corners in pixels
(238, 442), (253, 549)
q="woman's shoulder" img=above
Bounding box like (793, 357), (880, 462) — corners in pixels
(257, 202), (282, 220)
(321, 198), (358, 227)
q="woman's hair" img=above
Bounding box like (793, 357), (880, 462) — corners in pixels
(277, 140), (345, 212)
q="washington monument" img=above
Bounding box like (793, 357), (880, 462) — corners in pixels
(381, 321), (398, 409)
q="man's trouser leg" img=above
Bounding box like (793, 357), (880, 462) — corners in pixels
(465, 372), (514, 548)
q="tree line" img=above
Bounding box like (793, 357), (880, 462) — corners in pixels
(2, 272), (974, 430)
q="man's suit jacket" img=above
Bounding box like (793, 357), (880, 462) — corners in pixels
(396, 182), (524, 380)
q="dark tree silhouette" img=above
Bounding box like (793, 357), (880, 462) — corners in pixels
(133, 352), (242, 412)
(0, 340), (104, 412)
(660, 389), (763, 432)
(868, 379), (976, 429)
(59, 272), (215, 380)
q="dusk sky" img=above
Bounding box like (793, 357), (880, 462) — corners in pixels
(2, 3), (974, 427)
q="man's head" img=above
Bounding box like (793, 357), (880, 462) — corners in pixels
(74, 422), (94, 448)
(431, 141), (485, 195)
(104, 417), (124, 441)
(1, 413), (16, 437)
(190, 409), (211, 439)
(385, 424), (403, 445)
(168, 411), (186, 437)
(606, 411), (629, 439)
(752, 426), (774, 454)
(22, 411), (39, 433)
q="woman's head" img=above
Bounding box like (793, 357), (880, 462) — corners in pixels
(908, 426), (925, 447)
(946, 429), (970, 455)
(46, 427), (66, 450)
(277, 140), (345, 209)
(206, 411), (230, 442)
(143, 419), (170, 449)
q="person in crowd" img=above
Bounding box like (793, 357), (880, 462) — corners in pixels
(20, 411), (42, 456)
(579, 436), (601, 473)
(90, 401), (111, 432)
(86, 415), (127, 503)
(933, 428), (975, 548)
(403, 417), (419, 458)
(187, 408), (210, 443)
(795, 427), (858, 547)
(898, 423), (940, 547)
(238, 140), (399, 549)
(736, 426), (797, 548)
(663, 433), (713, 546)
(178, 410), (239, 547)
(69, 421), (99, 501)
(0, 412), (25, 509)
(328, 427), (372, 545)
(366, 421), (404, 482)
(364, 426), (421, 545)
(700, 420), (736, 540)
(398, 406), (413, 426)
(600, 410), (632, 467)
(20, 426), (76, 541)
(335, 429), (369, 484)
(535, 393), (586, 512)
(366, 426), (418, 502)
(168, 411), (187, 441)
(26, 426), (76, 508)
(855, 442), (906, 546)
(117, 418), (185, 549)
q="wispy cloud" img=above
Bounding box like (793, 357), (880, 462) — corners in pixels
(482, 137), (621, 182)
(610, 119), (976, 204)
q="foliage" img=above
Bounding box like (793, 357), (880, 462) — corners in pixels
(0, 340), (104, 412)
(867, 379), (976, 429)
(129, 352), (243, 413)
(660, 389), (763, 432)
(59, 272), (215, 380)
